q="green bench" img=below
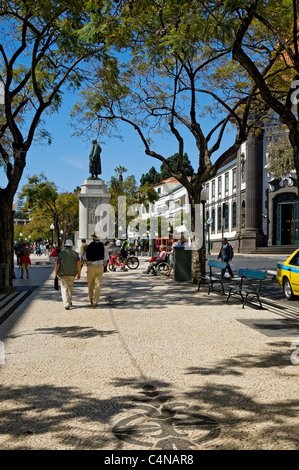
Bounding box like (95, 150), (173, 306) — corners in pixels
(226, 268), (268, 309)
(198, 259), (227, 294)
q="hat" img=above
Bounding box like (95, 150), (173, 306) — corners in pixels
(91, 231), (101, 241)
(64, 239), (73, 247)
(160, 245), (165, 249)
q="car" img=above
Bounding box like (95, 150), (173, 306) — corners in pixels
(277, 248), (299, 300)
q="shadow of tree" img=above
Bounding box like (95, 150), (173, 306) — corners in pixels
(1, 343), (299, 449)
(7, 326), (117, 340)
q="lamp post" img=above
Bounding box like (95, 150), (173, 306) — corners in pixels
(12, 201), (17, 279)
(50, 224), (54, 246)
(200, 188), (208, 261)
(206, 218), (213, 255)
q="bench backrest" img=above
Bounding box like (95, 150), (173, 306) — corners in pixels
(238, 268), (267, 280)
(208, 259), (227, 270)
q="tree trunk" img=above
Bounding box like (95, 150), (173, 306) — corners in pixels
(0, 190), (14, 287)
(189, 190), (206, 284)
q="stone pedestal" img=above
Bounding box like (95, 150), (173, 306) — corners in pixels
(77, 178), (111, 246)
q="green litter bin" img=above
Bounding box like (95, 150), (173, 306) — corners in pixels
(173, 247), (192, 281)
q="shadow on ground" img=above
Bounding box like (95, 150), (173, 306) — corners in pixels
(1, 341), (299, 450)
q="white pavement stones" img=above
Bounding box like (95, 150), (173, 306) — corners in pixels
(0, 259), (299, 450)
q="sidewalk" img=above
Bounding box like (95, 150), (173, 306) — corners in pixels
(1, 257), (299, 450)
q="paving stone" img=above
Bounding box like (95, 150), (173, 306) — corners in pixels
(0, 258), (299, 449)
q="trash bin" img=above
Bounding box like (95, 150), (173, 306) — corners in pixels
(173, 247), (192, 281)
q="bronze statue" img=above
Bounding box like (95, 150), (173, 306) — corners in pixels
(89, 140), (102, 178)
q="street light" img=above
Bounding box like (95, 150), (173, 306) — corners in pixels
(200, 188), (209, 261)
(50, 224), (54, 245)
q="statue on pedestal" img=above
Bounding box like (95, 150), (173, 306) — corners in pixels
(89, 140), (102, 178)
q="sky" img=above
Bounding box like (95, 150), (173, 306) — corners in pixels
(0, 88), (233, 200)
(0, 92), (201, 198)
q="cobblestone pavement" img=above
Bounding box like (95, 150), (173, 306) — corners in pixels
(1, 256), (299, 450)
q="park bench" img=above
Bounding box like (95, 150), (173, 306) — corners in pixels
(197, 259), (227, 294)
(226, 268), (268, 309)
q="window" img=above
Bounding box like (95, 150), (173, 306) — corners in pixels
(224, 204), (229, 230)
(289, 254), (299, 267)
(233, 169), (237, 190)
(225, 173), (229, 192)
(218, 176), (222, 197)
(157, 187), (161, 194)
(212, 209), (215, 232)
(232, 201), (237, 228)
(212, 180), (215, 198)
(218, 206), (222, 231)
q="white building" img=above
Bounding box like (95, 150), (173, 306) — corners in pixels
(138, 124), (299, 254)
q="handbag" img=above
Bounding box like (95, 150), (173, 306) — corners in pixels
(54, 276), (59, 290)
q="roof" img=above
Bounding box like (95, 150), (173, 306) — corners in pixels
(152, 176), (180, 187)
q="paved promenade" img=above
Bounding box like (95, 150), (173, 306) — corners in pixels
(1, 256), (299, 450)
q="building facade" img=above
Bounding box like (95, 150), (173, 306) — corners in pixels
(139, 124), (299, 253)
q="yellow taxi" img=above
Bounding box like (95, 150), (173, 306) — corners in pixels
(277, 248), (299, 300)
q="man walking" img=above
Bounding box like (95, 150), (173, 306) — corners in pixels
(54, 240), (81, 310)
(120, 235), (129, 271)
(86, 232), (109, 307)
(218, 238), (234, 277)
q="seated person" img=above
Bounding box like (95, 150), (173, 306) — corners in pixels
(144, 245), (167, 274)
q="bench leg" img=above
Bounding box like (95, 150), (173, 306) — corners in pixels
(227, 288), (232, 303)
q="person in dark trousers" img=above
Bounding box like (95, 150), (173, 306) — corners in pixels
(218, 238), (234, 277)
(86, 232), (109, 307)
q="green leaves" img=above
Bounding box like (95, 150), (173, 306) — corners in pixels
(267, 135), (295, 178)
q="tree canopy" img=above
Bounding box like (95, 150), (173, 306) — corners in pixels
(140, 153), (194, 185)
(18, 173), (79, 245)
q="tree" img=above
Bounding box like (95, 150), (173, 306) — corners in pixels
(140, 166), (160, 185)
(227, 0), (299, 192)
(0, 0), (120, 285)
(18, 174), (79, 247)
(114, 165), (128, 182)
(267, 136), (295, 179)
(108, 168), (159, 235)
(140, 153), (194, 185)
(159, 153), (194, 180)
(72, 0), (268, 280)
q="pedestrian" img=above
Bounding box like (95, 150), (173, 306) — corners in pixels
(86, 232), (109, 307)
(14, 241), (22, 267)
(104, 240), (110, 272)
(218, 238), (234, 277)
(49, 246), (58, 257)
(120, 235), (129, 271)
(54, 239), (81, 310)
(19, 242), (31, 279)
(166, 239), (180, 276)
